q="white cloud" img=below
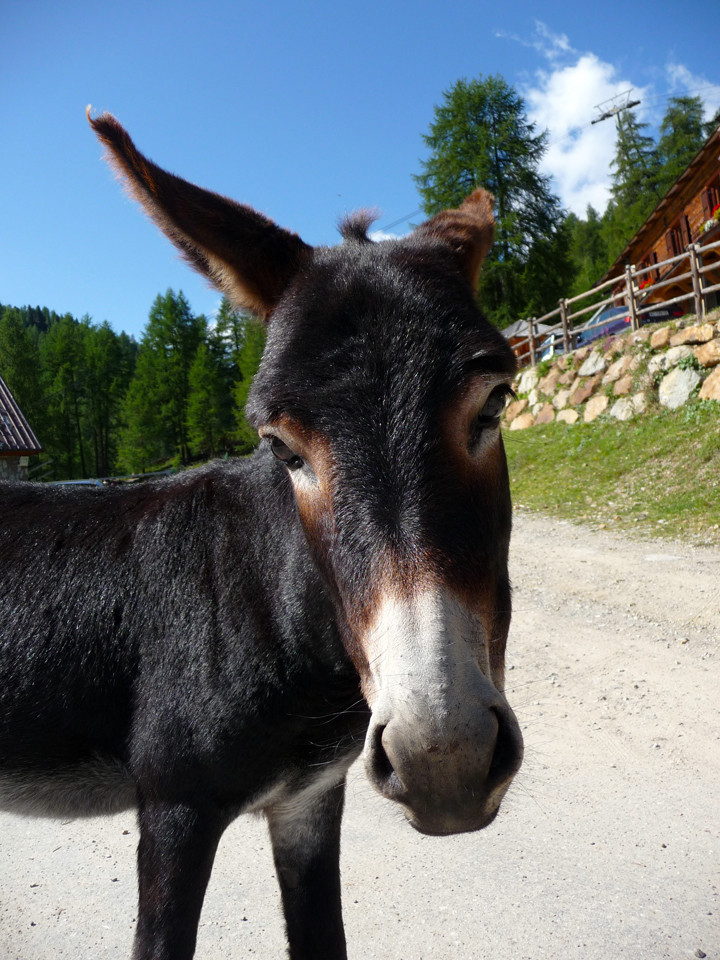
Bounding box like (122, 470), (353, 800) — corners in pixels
(665, 63), (720, 121)
(515, 23), (720, 217)
(533, 21), (574, 61)
(524, 52), (649, 216)
(496, 21), (574, 62)
(499, 23), (649, 215)
(369, 229), (406, 242)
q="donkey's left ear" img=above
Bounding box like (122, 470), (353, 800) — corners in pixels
(412, 189), (495, 289)
(88, 109), (312, 319)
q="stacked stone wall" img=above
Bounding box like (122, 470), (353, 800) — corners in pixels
(504, 307), (720, 431)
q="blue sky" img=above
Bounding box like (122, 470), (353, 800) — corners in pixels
(2, 0), (719, 340)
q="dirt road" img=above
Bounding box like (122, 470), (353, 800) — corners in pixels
(1, 514), (718, 959)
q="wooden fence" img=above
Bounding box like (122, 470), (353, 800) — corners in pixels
(511, 236), (720, 367)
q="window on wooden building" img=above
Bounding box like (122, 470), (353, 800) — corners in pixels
(639, 250), (659, 288)
(680, 214), (691, 247)
(701, 175), (720, 220)
(665, 223), (682, 257)
(665, 216), (691, 257)
(649, 250), (659, 282)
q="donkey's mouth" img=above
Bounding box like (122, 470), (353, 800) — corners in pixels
(401, 795), (503, 836)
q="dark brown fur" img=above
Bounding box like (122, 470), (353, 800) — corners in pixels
(0, 114), (522, 960)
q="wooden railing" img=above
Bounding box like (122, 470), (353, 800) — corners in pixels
(511, 235), (720, 367)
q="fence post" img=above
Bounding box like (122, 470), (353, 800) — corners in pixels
(528, 318), (536, 367)
(559, 299), (570, 354)
(689, 243), (704, 320)
(625, 264), (639, 332)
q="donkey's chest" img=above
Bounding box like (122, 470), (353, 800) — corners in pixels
(245, 739), (363, 819)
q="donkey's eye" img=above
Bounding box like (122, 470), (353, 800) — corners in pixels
(269, 436), (305, 470)
(475, 385), (515, 429)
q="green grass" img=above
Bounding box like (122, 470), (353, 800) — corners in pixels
(503, 399), (720, 545)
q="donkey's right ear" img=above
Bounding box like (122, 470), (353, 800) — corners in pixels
(412, 189), (495, 290)
(88, 109), (312, 319)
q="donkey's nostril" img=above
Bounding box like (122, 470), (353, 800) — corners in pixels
(488, 707), (523, 785)
(366, 723), (407, 801)
(368, 724), (393, 780)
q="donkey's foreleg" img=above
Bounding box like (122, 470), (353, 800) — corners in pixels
(132, 798), (229, 960)
(266, 779), (348, 960)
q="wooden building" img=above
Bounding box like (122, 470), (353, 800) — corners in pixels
(0, 375), (43, 480)
(600, 123), (720, 310)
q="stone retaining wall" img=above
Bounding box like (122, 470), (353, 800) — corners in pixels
(503, 308), (720, 430)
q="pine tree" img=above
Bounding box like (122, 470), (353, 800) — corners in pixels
(657, 96), (706, 195)
(84, 322), (136, 476)
(566, 206), (609, 296)
(40, 315), (90, 478)
(0, 307), (46, 441)
(120, 290), (206, 470)
(703, 106), (720, 140)
(521, 216), (575, 318)
(206, 297), (244, 440)
(414, 74), (567, 326)
(213, 297), (246, 366)
(233, 316), (266, 453)
(119, 347), (170, 473)
(186, 343), (226, 459)
(607, 108), (663, 261)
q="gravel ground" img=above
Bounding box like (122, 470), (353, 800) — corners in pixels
(1, 512), (718, 959)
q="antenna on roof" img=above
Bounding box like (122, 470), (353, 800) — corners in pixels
(591, 89), (641, 125)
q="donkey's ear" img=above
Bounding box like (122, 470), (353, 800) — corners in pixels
(88, 110), (312, 319)
(413, 189), (495, 289)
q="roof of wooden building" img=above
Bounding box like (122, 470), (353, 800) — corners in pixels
(0, 375), (43, 456)
(502, 319), (554, 339)
(599, 123), (720, 285)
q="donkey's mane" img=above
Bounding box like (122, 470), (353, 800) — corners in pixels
(338, 209), (380, 243)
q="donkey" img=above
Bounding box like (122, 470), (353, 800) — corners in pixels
(0, 112), (523, 960)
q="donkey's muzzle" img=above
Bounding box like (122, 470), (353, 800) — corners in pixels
(364, 697), (523, 835)
(358, 589), (523, 834)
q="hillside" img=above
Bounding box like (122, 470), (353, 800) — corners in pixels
(502, 308), (720, 545)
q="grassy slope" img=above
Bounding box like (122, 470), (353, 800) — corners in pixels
(503, 399), (720, 545)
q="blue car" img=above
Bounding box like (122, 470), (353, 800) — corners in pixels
(574, 302), (685, 348)
(540, 306), (630, 359)
(575, 305), (629, 347)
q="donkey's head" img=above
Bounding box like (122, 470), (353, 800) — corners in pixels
(90, 112), (523, 835)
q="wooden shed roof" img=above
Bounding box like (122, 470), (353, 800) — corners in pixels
(0, 375), (42, 456)
(502, 319), (554, 339)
